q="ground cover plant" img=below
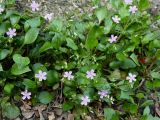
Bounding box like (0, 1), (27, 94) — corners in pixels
(0, 0), (160, 119)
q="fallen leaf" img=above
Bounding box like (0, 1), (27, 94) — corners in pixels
(48, 112), (55, 120)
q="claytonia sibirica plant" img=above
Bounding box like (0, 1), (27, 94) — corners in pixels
(129, 6), (138, 14)
(124, 0), (133, 5)
(126, 73), (137, 83)
(98, 90), (108, 99)
(30, 1), (40, 11)
(112, 15), (121, 24)
(0, 5), (4, 14)
(0, 0), (160, 119)
(108, 35), (118, 43)
(63, 71), (74, 80)
(6, 28), (16, 38)
(86, 69), (96, 79)
(21, 90), (31, 100)
(44, 13), (53, 21)
(81, 96), (90, 106)
(35, 70), (47, 81)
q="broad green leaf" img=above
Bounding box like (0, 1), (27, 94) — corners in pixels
(10, 15), (20, 25)
(109, 61), (122, 69)
(66, 38), (78, 50)
(25, 17), (41, 29)
(96, 7), (107, 23)
(0, 49), (10, 60)
(116, 52), (127, 61)
(119, 6), (129, 18)
(11, 64), (31, 75)
(123, 103), (138, 114)
(13, 54), (30, 67)
(38, 91), (53, 104)
(110, 0), (121, 8)
(62, 102), (74, 111)
(24, 28), (39, 45)
(104, 18), (113, 34)
(46, 70), (59, 86)
(23, 79), (37, 89)
(3, 104), (20, 119)
(39, 41), (53, 53)
(141, 100), (154, 107)
(121, 58), (136, 69)
(104, 108), (118, 120)
(85, 25), (103, 49)
(151, 71), (160, 79)
(49, 19), (63, 32)
(143, 106), (150, 116)
(141, 33), (154, 44)
(130, 53), (140, 66)
(139, 0), (149, 11)
(153, 79), (160, 88)
(4, 83), (14, 94)
(0, 22), (10, 35)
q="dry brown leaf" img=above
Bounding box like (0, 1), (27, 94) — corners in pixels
(20, 105), (35, 119)
(67, 113), (74, 120)
(34, 105), (47, 120)
(48, 112), (56, 120)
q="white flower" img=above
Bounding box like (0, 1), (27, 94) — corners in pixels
(44, 13), (53, 21)
(31, 1), (40, 11)
(108, 35), (118, 43)
(124, 0), (133, 5)
(81, 96), (90, 106)
(21, 90), (31, 100)
(126, 73), (136, 83)
(63, 71), (74, 80)
(112, 15), (121, 24)
(35, 70), (47, 81)
(0, 5), (4, 14)
(6, 28), (16, 38)
(86, 69), (96, 79)
(107, 95), (114, 104)
(129, 6), (138, 14)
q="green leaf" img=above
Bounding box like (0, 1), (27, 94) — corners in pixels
(46, 70), (59, 86)
(141, 33), (154, 44)
(0, 22), (10, 35)
(66, 38), (78, 50)
(3, 104), (20, 119)
(62, 102), (74, 111)
(121, 58), (136, 69)
(13, 54), (30, 66)
(123, 103), (138, 114)
(10, 15), (20, 25)
(49, 19), (63, 32)
(116, 52), (127, 61)
(151, 71), (160, 79)
(141, 100), (154, 107)
(104, 18), (113, 34)
(143, 106), (150, 116)
(11, 64), (31, 75)
(0, 49), (10, 60)
(0, 64), (3, 71)
(4, 83), (14, 94)
(85, 26), (103, 49)
(110, 0), (121, 8)
(38, 91), (53, 104)
(24, 28), (39, 45)
(109, 61), (122, 69)
(155, 50), (160, 60)
(119, 6), (129, 18)
(130, 53), (140, 66)
(96, 7), (107, 23)
(39, 41), (53, 53)
(153, 79), (160, 88)
(25, 17), (41, 28)
(104, 108), (119, 120)
(139, 0), (149, 11)
(23, 79), (37, 89)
